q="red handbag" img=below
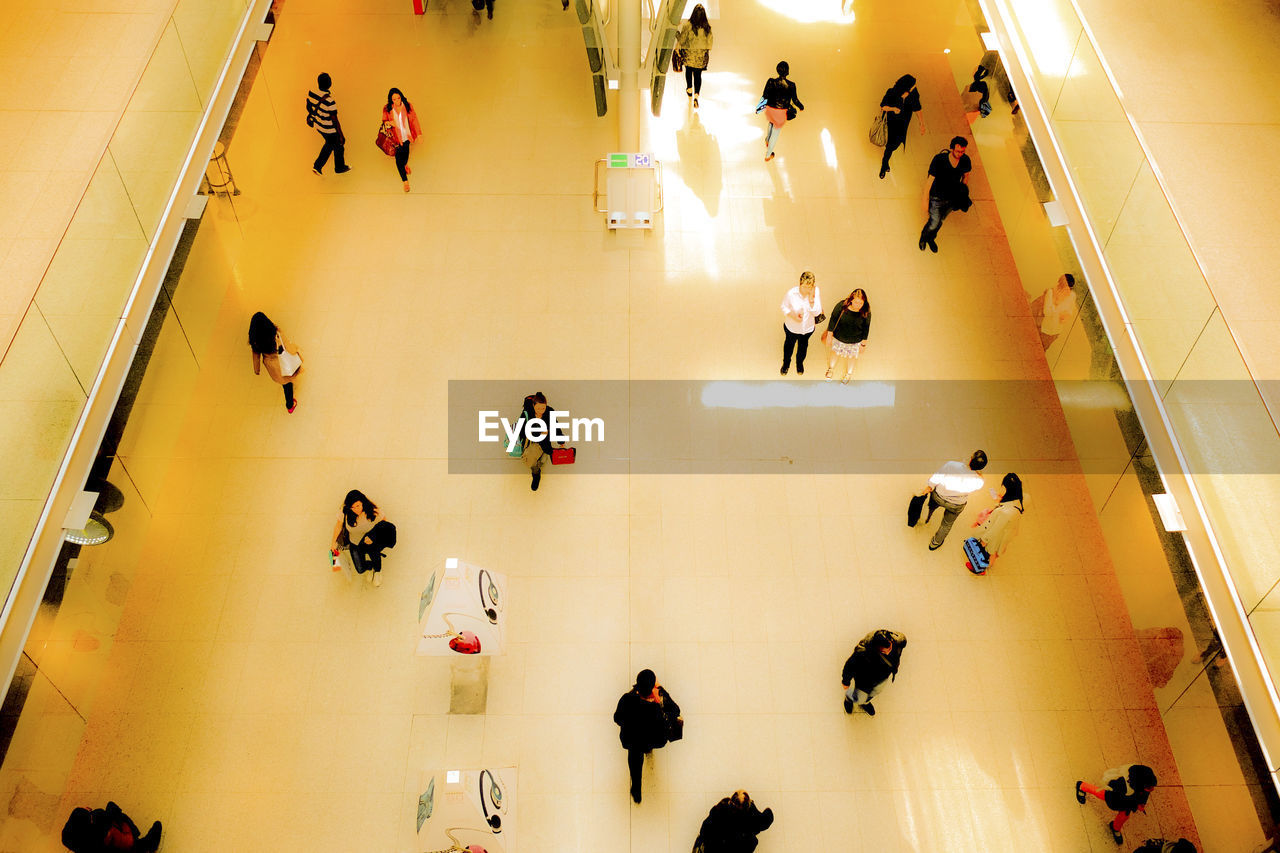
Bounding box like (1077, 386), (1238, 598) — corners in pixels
(375, 122), (397, 156)
(551, 447), (576, 465)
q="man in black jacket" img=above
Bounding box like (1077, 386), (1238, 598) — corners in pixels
(613, 669), (680, 804)
(693, 790), (774, 853)
(841, 629), (908, 716)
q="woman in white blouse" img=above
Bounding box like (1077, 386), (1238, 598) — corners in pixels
(779, 270), (823, 375)
(1037, 273), (1077, 349)
(381, 88), (421, 193)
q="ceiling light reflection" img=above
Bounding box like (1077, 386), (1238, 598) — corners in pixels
(820, 128), (838, 170)
(754, 0), (854, 24)
(700, 381), (895, 409)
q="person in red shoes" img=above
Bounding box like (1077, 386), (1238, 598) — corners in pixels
(1075, 764), (1158, 845)
(381, 88), (422, 192)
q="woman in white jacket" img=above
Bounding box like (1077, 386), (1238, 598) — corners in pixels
(969, 473), (1023, 571)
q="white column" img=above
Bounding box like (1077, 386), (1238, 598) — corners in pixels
(617, 0), (641, 151)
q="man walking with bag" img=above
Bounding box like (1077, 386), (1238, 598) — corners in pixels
(613, 669), (681, 804)
(919, 450), (987, 550)
(918, 135), (971, 252)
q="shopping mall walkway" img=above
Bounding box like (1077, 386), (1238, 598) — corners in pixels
(2, 1), (1204, 850)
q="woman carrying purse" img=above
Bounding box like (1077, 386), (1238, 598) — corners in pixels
(248, 311), (303, 413)
(379, 88), (421, 192)
(822, 289), (871, 384)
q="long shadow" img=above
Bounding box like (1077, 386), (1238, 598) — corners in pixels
(675, 108), (724, 218)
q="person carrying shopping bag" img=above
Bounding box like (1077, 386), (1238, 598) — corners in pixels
(248, 311), (303, 413)
(377, 88), (421, 192)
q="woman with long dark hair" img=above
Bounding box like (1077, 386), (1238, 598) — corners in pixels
(676, 4), (714, 108)
(969, 473), (1024, 571)
(381, 88), (421, 192)
(879, 74), (925, 179)
(248, 312), (302, 413)
(329, 489), (390, 586)
(822, 289), (871, 383)
(760, 60), (803, 163)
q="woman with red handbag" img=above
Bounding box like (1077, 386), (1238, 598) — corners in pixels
(516, 391), (569, 492)
(379, 88), (421, 192)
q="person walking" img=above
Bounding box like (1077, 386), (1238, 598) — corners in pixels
(821, 289), (870, 384)
(693, 790), (774, 853)
(306, 72), (349, 176)
(1075, 764), (1159, 845)
(919, 450), (988, 550)
(1035, 273), (1077, 349)
(329, 489), (391, 587)
(968, 472), (1024, 572)
(779, 271), (823, 376)
(677, 5), (713, 109)
(514, 391), (569, 492)
(248, 312), (303, 413)
(760, 61), (803, 163)
(62, 802), (161, 852)
(840, 629), (907, 716)
(613, 669), (681, 804)
(918, 135), (971, 252)
(380, 88), (421, 192)
(878, 74), (925, 179)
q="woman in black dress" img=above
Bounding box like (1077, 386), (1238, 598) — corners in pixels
(879, 74), (925, 179)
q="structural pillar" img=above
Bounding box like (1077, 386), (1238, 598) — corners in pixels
(617, 0), (641, 151)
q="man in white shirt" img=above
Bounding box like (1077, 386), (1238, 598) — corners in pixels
(921, 450), (987, 550)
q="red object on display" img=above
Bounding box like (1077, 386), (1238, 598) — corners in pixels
(412, 0), (426, 13)
(449, 631), (481, 654)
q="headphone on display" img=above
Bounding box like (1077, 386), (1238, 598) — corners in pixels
(478, 569), (502, 624)
(479, 768), (504, 832)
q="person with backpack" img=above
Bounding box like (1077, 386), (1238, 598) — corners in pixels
(1075, 764), (1159, 845)
(613, 669), (681, 804)
(841, 629), (907, 716)
(676, 4), (714, 109)
(692, 790), (774, 853)
(760, 61), (803, 162)
(62, 802), (161, 852)
(306, 72), (349, 176)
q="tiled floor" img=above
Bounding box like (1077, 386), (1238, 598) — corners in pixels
(1, 1), (1208, 851)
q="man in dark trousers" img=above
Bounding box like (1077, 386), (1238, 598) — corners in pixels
(693, 790), (774, 853)
(613, 668), (680, 804)
(841, 629), (908, 716)
(918, 135), (971, 252)
(306, 72), (349, 176)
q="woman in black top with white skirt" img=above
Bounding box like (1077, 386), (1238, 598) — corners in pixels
(822, 289), (871, 384)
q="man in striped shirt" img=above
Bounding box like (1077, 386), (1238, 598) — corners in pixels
(306, 72), (349, 175)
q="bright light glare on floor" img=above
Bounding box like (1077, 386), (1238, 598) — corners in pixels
(700, 381), (895, 409)
(756, 0), (854, 24)
(820, 128), (838, 169)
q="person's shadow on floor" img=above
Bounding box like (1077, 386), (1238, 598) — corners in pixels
(675, 109), (723, 218)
